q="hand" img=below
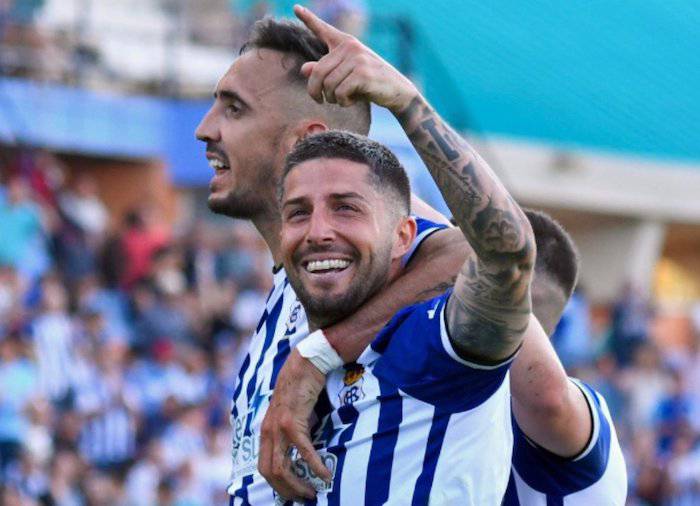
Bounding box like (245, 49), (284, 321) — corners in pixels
(258, 348), (331, 501)
(294, 4), (418, 114)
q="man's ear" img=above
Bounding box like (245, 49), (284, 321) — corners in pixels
(392, 215), (417, 261)
(283, 120), (329, 153)
(304, 121), (328, 137)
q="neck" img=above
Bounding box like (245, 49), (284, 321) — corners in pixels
(251, 209), (284, 265)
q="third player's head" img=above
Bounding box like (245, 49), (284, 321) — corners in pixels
(195, 18), (371, 220)
(525, 209), (580, 335)
(279, 131), (415, 328)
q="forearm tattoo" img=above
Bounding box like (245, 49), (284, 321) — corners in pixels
(397, 97), (535, 360)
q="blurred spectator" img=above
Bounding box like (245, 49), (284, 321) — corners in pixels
(59, 174), (108, 237)
(655, 369), (693, 457)
(76, 273), (130, 343)
(131, 279), (193, 351)
(551, 286), (593, 369)
(610, 282), (654, 366)
(160, 405), (207, 472)
(75, 341), (136, 473)
(0, 176), (48, 283)
(126, 339), (189, 424)
(665, 434), (700, 505)
(584, 353), (626, 422)
(27, 150), (65, 208)
(54, 173), (108, 284)
(4, 447), (51, 504)
(120, 206), (170, 289)
(0, 265), (23, 335)
(679, 332), (700, 435)
(0, 335), (38, 477)
(47, 450), (84, 506)
(125, 440), (164, 506)
(30, 275), (78, 408)
(620, 343), (671, 430)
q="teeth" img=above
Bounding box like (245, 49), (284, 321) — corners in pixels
(306, 259), (350, 272)
(208, 159), (228, 169)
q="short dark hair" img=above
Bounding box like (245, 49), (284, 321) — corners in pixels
(524, 208), (579, 298)
(241, 17), (370, 135)
(241, 17), (327, 85)
(280, 131), (411, 215)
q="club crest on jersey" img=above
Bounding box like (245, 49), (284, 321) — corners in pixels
(339, 364), (365, 406)
(285, 299), (302, 335)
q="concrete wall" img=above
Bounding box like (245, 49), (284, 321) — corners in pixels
(471, 136), (700, 303)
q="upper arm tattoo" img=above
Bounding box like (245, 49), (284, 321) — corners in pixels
(397, 97), (535, 361)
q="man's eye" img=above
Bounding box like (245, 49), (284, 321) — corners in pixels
(227, 103), (242, 115)
(287, 209), (308, 220)
(336, 204), (357, 212)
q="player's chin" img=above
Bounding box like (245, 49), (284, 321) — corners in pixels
(207, 192), (231, 214)
(207, 190), (254, 218)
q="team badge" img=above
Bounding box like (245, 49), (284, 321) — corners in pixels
(338, 364), (366, 406)
(285, 299), (302, 335)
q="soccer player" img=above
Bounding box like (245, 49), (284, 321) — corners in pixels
(196, 5), (621, 504)
(259, 7), (626, 505)
(275, 127), (535, 504)
(195, 9), (468, 505)
(266, 205), (627, 505)
(503, 211), (627, 505)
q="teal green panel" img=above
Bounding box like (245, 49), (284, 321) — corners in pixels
(363, 0), (700, 161)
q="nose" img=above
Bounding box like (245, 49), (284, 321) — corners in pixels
(195, 107), (220, 143)
(305, 208), (335, 245)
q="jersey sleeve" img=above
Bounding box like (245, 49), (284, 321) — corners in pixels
(510, 378), (612, 496)
(401, 217), (448, 267)
(370, 293), (514, 413)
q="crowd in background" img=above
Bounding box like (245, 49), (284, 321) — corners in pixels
(1, 149), (700, 505)
(0, 148), (272, 505)
(0, 0), (367, 91)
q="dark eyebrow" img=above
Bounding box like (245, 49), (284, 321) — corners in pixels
(329, 192), (369, 203)
(282, 196), (307, 209)
(214, 89), (250, 109)
(282, 192), (369, 210)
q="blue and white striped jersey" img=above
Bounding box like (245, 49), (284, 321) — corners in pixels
(228, 218), (447, 504)
(502, 378), (627, 506)
(301, 292), (515, 505)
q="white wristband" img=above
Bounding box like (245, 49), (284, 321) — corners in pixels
(296, 329), (344, 374)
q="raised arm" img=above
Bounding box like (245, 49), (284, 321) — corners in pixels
(259, 7), (534, 499)
(295, 4), (535, 361)
(395, 99), (535, 362)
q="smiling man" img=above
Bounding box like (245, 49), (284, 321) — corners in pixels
(195, 11), (463, 505)
(280, 139), (415, 331)
(275, 129), (534, 505)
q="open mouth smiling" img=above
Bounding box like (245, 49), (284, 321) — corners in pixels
(303, 258), (352, 274)
(208, 157), (230, 174)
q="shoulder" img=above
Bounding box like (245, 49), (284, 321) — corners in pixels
(402, 216), (450, 266)
(511, 379), (627, 498)
(370, 293), (512, 411)
(371, 293), (450, 353)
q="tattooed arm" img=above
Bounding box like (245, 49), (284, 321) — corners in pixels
(395, 99), (535, 362)
(296, 5), (535, 363)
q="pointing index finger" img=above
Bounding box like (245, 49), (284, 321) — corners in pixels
(294, 4), (347, 47)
